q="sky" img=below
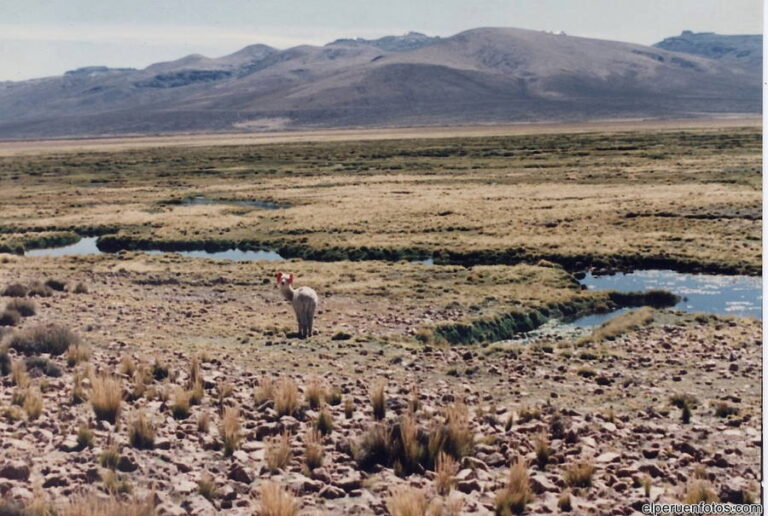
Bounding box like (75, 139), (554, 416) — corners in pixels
(0, 0), (762, 81)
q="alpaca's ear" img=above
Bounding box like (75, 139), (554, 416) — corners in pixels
(275, 271), (283, 284)
(288, 273), (295, 284)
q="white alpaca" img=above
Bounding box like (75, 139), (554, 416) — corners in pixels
(275, 271), (318, 339)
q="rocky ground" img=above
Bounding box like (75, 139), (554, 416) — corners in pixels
(0, 254), (762, 515)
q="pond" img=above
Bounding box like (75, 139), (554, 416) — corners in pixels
(576, 269), (762, 322)
(181, 196), (285, 210)
(24, 237), (286, 261)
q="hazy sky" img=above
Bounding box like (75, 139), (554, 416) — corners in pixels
(0, 0), (762, 81)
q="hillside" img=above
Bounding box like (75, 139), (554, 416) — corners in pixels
(0, 27), (760, 139)
(654, 30), (762, 68)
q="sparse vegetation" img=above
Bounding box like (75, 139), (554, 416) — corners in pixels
(0, 309), (21, 327)
(170, 388), (191, 419)
(7, 324), (80, 356)
(495, 459), (533, 515)
(564, 461), (596, 488)
(305, 376), (325, 409)
(219, 406), (241, 456)
(315, 407), (333, 436)
(90, 374), (123, 424)
(274, 377), (300, 417)
(371, 381), (386, 420)
(435, 452), (458, 495)
(266, 431), (293, 473)
(2, 283), (28, 297)
(128, 409), (156, 449)
(6, 298), (35, 317)
(304, 428), (324, 471)
(258, 481), (298, 516)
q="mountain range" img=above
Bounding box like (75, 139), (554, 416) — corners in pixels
(0, 28), (760, 139)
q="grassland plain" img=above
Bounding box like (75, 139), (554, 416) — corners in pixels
(0, 125), (762, 514)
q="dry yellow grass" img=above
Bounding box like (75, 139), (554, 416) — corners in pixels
(274, 378), (300, 417)
(256, 481), (298, 516)
(304, 376), (325, 410)
(435, 452), (458, 495)
(495, 459), (533, 515)
(266, 431), (293, 473)
(219, 406), (241, 456)
(128, 409), (155, 449)
(23, 387), (43, 420)
(370, 381), (386, 421)
(304, 428), (324, 471)
(90, 374), (123, 424)
(58, 494), (155, 516)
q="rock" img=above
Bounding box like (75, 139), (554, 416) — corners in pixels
(334, 471), (362, 492)
(58, 438), (81, 452)
(181, 494), (217, 515)
(638, 463), (664, 478)
(596, 452), (621, 463)
(457, 478), (481, 493)
(117, 455), (139, 473)
(155, 438), (172, 450)
(0, 461), (30, 481)
(42, 474), (68, 488)
(530, 474), (557, 494)
(719, 477), (750, 504)
(228, 463), (253, 484)
(174, 479), (198, 496)
(319, 485), (346, 499)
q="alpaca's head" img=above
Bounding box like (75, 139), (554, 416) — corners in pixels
(275, 271), (294, 300)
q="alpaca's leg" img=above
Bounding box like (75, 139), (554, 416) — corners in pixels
(295, 311), (303, 338)
(307, 313), (314, 338)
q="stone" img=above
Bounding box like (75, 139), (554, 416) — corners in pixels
(319, 485), (346, 499)
(530, 474), (557, 494)
(228, 463), (253, 484)
(181, 494), (217, 516)
(0, 461), (30, 481)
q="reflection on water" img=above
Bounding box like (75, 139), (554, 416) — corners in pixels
(574, 269), (762, 323)
(25, 237), (285, 262)
(183, 196), (285, 210)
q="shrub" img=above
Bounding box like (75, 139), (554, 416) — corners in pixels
(189, 378), (204, 405)
(197, 412), (211, 433)
(151, 360), (169, 381)
(274, 377), (299, 417)
(25, 356), (62, 377)
(128, 410), (155, 449)
(0, 309), (21, 327)
(0, 348), (10, 376)
(370, 381), (386, 420)
(426, 402), (474, 467)
(11, 360), (29, 388)
(354, 424), (391, 471)
(2, 283), (27, 297)
(120, 355), (137, 376)
(72, 282), (89, 294)
(90, 374), (123, 424)
(266, 431), (292, 473)
(257, 481), (298, 516)
(714, 402), (738, 418)
(44, 279), (67, 292)
(219, 406), (241, 456)
(558, 490), (572, 512)
(100, 469), (132, 495)
(6, 299), (35, 317)
(495, 459), (533, 515)
(8, 324), (80, 355)
(27, 281), (53, 297)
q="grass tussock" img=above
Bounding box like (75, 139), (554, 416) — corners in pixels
(305, 376), (325, 410)
(534, 433), (552, 470)
(495, 459), (533, 515)
(274, 377), (300, 417)
(23, 387), (43, 420)
(558, 490), (572, 512)
(99, 444), (121, 470)
(371, 381), (386, 420)
(198, 473), (217, 501)
(8, 324), (80, 356)
(304, 428), (324, 471)
(90, 374), (123, 424)
(11, 359), (30, 388)
(128, 409), (155, 449)
(344, 397), (354, 419)
(257, 481), (298, 516)
(315, 407), (333, 436)
(171, 388), (191, 420)
(435, 451), (458, 495)
(254, 376), (275, 404)
(27, 281), (53, 297)
(66, 342), (90, 367)
(266, 431), (292, 473)
(219, 406), (241, 456)
(564, 461), (596, 488)
(197, 411), (211, 433)
(683, 479), (719, 504)
(386, 487), (431, 516)
(77, 424), (94, 449)
(120, 355), (137, 376)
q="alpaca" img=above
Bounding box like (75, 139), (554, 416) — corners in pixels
(275, 271), (318, 339)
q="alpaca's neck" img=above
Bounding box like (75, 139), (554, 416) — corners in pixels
(279, 283), (295, 302)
